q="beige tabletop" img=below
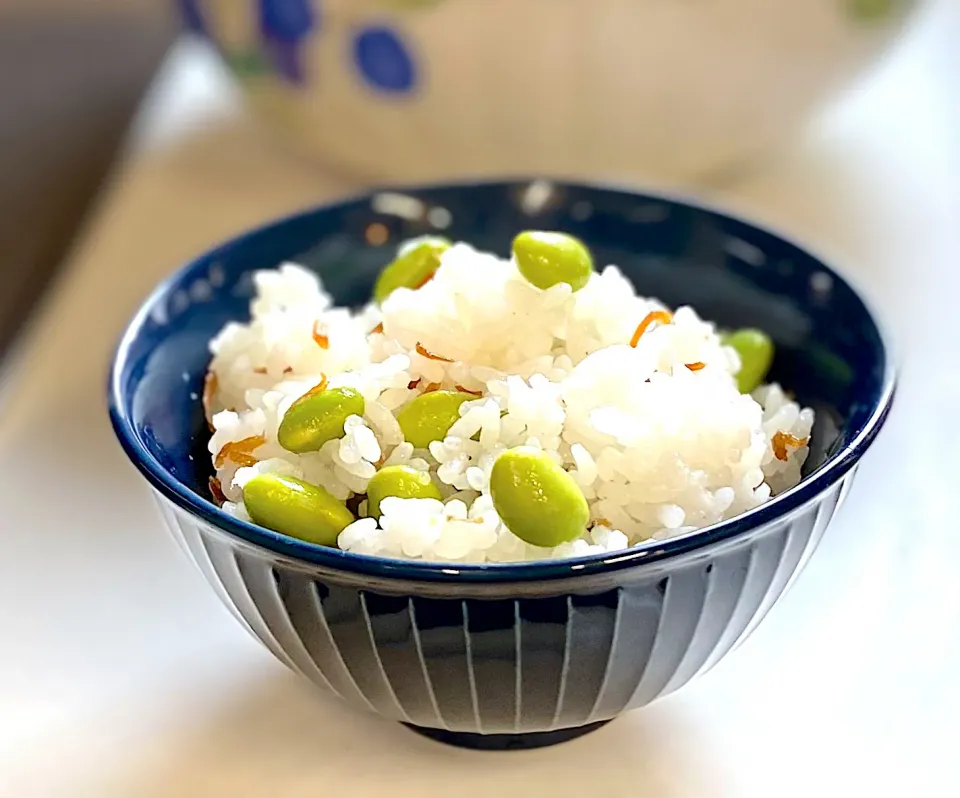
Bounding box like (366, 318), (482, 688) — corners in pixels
(1, 7), (959, 795)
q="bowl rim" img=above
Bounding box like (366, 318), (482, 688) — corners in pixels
(108, 178), (897, 584)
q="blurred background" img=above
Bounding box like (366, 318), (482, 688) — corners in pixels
(1, 1), (958, 796)
(0, 0), (942, 362)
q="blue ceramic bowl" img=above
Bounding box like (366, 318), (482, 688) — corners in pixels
(109, 181), (894, 750)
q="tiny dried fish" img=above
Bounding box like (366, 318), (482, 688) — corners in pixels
(208, 476), (227, 506)
(214, 435), (266, 468)
(416, 342), (453, 362)
(771, 431), (809, 462)
(630, 310), (673, 347)
(290, 374), (329, 409)
(312, 320), (329, 349)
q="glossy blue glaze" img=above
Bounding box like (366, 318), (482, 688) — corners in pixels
(109, 181), (894, 748)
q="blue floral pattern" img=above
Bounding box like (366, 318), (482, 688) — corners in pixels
(257, 0), (317, 85)
(178, 0), (206, 35)
(352, 26), (417, 94)
(177, 0), (421, 95)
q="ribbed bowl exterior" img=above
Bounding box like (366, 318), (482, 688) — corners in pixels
(156, 471), (851, 734)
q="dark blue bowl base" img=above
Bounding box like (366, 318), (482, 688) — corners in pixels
(402, 720), (612, 750)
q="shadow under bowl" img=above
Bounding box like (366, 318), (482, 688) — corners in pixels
(109, 180), (894, 749)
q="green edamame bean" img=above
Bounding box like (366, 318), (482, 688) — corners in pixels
(243, 473), (354, 546)
(721, 328), (775, 394)
(278, 387), (365, 453)
(396, 390), (473, 449)
(512, 231), (593, 292)
(366, 465), (441, 518)
(374, 237), (451, 304)
(489, 446), (589, 548)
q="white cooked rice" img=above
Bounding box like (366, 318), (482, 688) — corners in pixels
(207, 242), (814, 563)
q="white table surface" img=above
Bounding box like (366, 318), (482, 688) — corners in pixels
(2, 4), (959, 795)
